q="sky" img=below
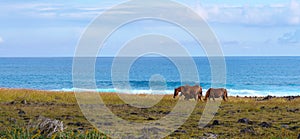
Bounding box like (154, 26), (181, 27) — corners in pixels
(0, 0), (299, 57)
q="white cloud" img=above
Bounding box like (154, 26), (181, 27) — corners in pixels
(288, 0), (300, 24)
(0, 37), (3, 43)
(278, 29), (300, 44)
(194, 0), (300, 26)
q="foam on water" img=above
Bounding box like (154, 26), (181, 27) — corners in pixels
(54, 88), (300, 97)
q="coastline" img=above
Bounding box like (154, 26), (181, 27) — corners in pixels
(1, 87), (299, 98)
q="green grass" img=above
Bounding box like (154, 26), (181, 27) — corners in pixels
(0, 127), (107, 139)
(0, 88), (299, 138)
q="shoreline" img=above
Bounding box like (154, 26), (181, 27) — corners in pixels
(1, 87), (299, 98)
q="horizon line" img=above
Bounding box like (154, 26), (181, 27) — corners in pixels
(0, 55), (300, 58)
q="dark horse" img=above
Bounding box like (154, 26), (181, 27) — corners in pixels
(204, 88), (228, 101)
(173, 85), (202, 101)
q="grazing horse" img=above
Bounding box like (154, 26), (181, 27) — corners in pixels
(173, 85), (202, 101)
(204, 88), (228, 101)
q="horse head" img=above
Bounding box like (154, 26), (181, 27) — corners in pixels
(173, 87), (181, 98)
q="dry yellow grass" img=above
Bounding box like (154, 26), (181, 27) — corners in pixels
(0, 88), (299, 138)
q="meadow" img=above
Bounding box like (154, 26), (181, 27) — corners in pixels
(0, 88), (299, 138)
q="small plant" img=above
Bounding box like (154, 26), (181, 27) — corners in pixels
(0, 127), (107, 139)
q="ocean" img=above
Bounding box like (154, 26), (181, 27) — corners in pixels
(1, 57), (300, 96)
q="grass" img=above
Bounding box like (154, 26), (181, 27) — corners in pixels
(0, 127), (107, 139)
(0, 88), (299, 138)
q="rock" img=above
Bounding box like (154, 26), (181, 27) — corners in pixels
(287, 108), (299, 113)
(203, 132), (218, 139)
(238, 118), (252, 124)
(78, 127), (84, 130)
(262, 95), (274, 101)
(147, 117), (155, 120)
(21, 100), (27, 104)
(10, 101), (16, 105)
(7, 118), (17, 124)
(289, 126), (300, 131)
(46, 102), (55, 105)
(284, 96), (299, 101)
(23, 117), (30, 121)
(18, 109), (26, 115)
(212, 120), (220, 125)
(29, 116), (64, 137)
(75, 122), (84, 127)
(130, 112), (138, 115)
(258, 122), (271, 128)
(240, 127), (255, 135)
(174, 129), (187, 134)
(103, 122), (112, 126)
(281, 124), (289, 128)
(65, 115), (74, 120)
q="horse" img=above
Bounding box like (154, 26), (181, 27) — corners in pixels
(173, 85), (202, 101)
(203, 88), (228, 101)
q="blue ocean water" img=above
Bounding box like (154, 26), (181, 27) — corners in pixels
(0, 57), (300, 96)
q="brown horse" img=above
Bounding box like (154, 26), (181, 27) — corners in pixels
(173, 85), (202, 101)
(204, 88), (228, 101)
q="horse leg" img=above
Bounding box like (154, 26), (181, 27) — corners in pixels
(198, 94), (202, 101)
(184, 96), (189, 100)
(222, 95), (226, 101)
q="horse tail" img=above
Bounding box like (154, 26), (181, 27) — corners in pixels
(199, 87), (203, 96)
(225, 89), (228, 101)
(204, 88), (211, 101)
(198, 87), (203, 101)
(173, 87), (180, 98)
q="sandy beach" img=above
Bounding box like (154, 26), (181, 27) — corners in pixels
(0, 88), (299, 138)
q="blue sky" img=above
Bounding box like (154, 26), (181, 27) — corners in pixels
(0, 0), (299, 57)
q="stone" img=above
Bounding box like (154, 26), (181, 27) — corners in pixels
(30, 116), (64, 137)
(174, 129), (187, 134)
(287, 108), (299, 113)
(7, 118), (17, 124)
(281, 124), (289, 128)
(18, 109), (26, 115)
(21, 100), (27, 104)
(289, 126), (300, 131)
(75, 122), (84, 127)
(240, 127), (255, 135)
(147, 117), (155, 120)
(212, 120), (220, 125)
(238, 118), (251, 124)
(258, 122), (271, 128)
(203, 132), (218, 139)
